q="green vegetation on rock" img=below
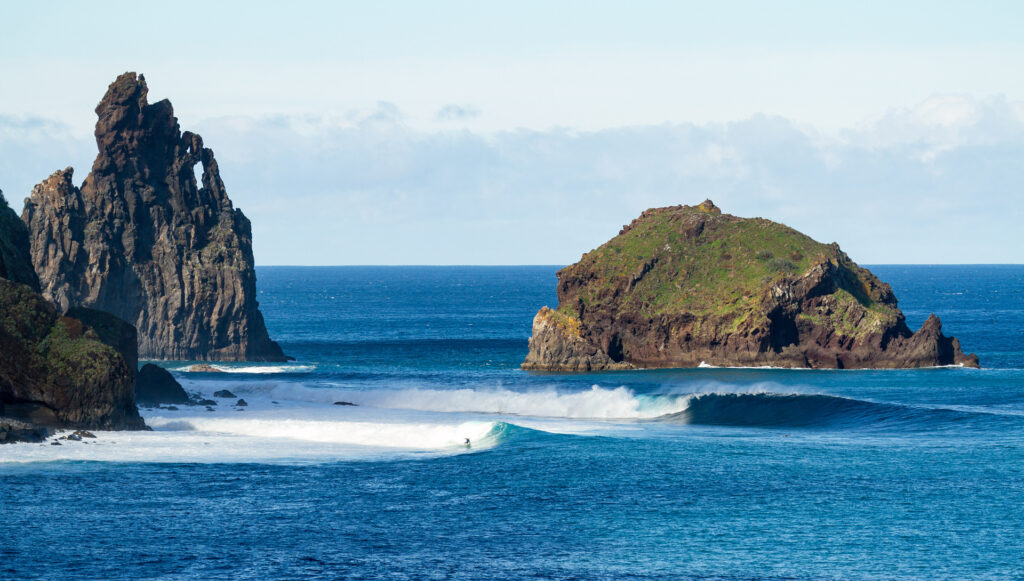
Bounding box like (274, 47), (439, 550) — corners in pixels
(526, 200), (978, 370)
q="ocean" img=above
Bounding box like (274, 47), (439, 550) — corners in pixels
(2, 265), (1023, 580)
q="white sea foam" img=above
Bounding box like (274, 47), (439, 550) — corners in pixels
(0, 407), (499, 464)
(168, 364), (316, 374)
(148, 415), (495, 449)
(262, 384), (693, 419)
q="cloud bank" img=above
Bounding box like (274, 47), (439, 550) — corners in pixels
(1, 96), (1021, 265)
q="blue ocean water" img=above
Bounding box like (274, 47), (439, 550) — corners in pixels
(2, 265), (1023, 580)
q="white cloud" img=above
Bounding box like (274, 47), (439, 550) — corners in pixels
(1, 97), (1021, 265)
(436, 104), (482, 122)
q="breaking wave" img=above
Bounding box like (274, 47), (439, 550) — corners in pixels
(260, 383), (693, 419)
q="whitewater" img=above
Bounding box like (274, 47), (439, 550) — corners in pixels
(6, 372), (1020, 464)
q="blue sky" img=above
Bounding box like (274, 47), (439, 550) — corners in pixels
(1, 1), (1022, 264)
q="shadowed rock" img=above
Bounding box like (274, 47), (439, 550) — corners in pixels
(22, 72), (286, 362)
(136, 364), (189, 406)
(0, 279), (145, 431)
(0, 191), (39, 292)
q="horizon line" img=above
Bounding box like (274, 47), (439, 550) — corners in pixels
(254, 263), (1024, 268)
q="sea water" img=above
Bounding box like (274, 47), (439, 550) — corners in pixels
(2, 265), (1022, 580)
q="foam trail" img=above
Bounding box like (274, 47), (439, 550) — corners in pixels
(149, 416), (495, 449)
(0, 413), (503, 464)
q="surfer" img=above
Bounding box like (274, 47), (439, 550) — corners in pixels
(464, 438), (471, 447)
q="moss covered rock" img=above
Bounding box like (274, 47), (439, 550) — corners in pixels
(523, 201), (979, 370)
(0, 278), (144, 430)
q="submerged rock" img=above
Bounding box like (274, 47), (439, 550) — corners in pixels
(235, 399), (248, 407)
(187, 364), (225, 373)
(523, 201), (979, 370)
(136, 364), (189, 405)
(22, 72), (286, 362)
(213, 389), (237, 398)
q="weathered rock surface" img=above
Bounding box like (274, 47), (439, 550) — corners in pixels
(523, 201), (979, 371)
(135, 363), (189, 406)
(23, 72), (286, 362)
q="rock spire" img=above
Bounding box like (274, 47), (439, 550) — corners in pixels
(23, 73), (286, 361)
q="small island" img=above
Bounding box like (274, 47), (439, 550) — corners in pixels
(523, 200), (979, 371)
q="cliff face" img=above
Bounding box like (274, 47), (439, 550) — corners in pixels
(523, 201), (979, 371)
(22, 72), (285, 361)
(0, 196), (144, 436)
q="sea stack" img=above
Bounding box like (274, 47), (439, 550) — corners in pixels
(523, 201), (979, 370)
(22, 72), (286, 361)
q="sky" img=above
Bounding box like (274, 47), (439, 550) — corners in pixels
(1, 0), (1022, 264)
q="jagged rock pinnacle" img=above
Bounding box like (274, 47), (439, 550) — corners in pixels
(22, 72), (287, 361)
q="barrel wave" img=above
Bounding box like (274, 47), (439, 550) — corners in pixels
(666, 391), (1010, 431)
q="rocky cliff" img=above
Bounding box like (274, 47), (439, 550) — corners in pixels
(22, 72), (286, 361)
(523, 201), (979, 371)
(1, 193), (144, 440)
(0, 191), (40, 292)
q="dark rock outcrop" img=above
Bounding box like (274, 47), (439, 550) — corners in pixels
(213, 389), (236, 398)
(0, 191), (40, 292)
(66, 306), (138, 378)
(22, 72), (286, 362)
(523, 201), (979, 371)
(0, 417), (48, 444)
(0, 278), (145, 431)
(2, 191), (145, 439)
(135, 363), (189, 406)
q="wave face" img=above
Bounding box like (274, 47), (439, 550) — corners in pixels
(666, 392), (981, 430)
